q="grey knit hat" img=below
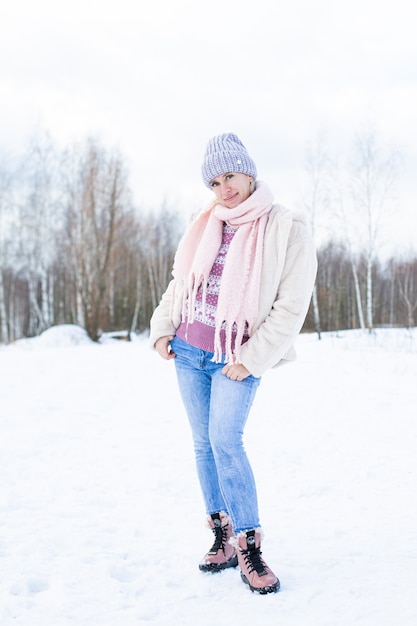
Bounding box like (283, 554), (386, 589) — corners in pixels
(201, 133), (257, 188)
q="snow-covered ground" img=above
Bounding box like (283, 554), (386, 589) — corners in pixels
(1, 325), (416, 626)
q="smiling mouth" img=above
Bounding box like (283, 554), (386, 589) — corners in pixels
(224, 193), (238, 202)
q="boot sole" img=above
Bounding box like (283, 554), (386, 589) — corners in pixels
(199, 555), (238, 573)
(241, 572), (280, 594)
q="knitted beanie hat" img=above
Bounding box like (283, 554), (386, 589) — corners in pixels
(201, 133), (257, 188)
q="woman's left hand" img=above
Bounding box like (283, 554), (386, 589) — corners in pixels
(222, 362), (251, 381)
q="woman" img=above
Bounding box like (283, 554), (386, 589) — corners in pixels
(150, 133), (317, 594)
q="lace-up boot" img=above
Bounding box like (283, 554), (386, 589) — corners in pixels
(199, 512), (238, 573)
(233, 529), (280, 594)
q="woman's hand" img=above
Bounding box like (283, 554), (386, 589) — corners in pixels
(154, 336), (176, 360)
(222, 361), (251, 381)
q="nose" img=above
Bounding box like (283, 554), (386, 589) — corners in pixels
(220, 180), (230, 195)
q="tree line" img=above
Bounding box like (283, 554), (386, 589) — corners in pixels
(0, 132), (415, 344)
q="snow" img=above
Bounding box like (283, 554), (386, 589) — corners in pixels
(1, 325), (416, 625)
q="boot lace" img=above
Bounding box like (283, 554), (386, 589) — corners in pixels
(242, 546), (267, 576)
(208, 523), (228, 555)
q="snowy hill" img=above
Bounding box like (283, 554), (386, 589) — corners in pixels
(0, 326), (416, 625)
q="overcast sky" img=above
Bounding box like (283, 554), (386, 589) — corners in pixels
(1, 0), (416, 252)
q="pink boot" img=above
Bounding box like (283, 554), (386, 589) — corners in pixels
(232, 529), (280, 594)
(199, 512), (238, 573)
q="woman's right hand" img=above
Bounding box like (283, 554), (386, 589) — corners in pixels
(154, 335), (176, 360)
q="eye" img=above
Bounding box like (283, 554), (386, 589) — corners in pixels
(210, 180), (219, 188)
(225, 173), (234, 180)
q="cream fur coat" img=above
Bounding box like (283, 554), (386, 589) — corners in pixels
(149, 204), (318, 378)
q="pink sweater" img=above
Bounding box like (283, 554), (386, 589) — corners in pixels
(176, 222), (249, 354)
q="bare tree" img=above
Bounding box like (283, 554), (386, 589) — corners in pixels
(63, 139), (132, 341)
(108, 208), (142, 337)
(141, 206), (183, 311)
(348, 128), (400, 332)
(302, 131), (332, 339)
(0, 165), (12, 342)
(396, 259), (417, 329)
(14, 133), (63, 335)
(332, 164), (367, 331)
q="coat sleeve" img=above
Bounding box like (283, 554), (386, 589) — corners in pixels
(148, 279), (177, 348)
(239, 221), (317, 377)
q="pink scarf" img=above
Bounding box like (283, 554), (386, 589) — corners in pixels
(172, 181), (274, 363)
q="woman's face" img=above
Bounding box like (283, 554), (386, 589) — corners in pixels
(209, 172), (253, 209)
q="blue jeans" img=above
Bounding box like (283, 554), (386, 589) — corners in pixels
(171, 336), (261, 534)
